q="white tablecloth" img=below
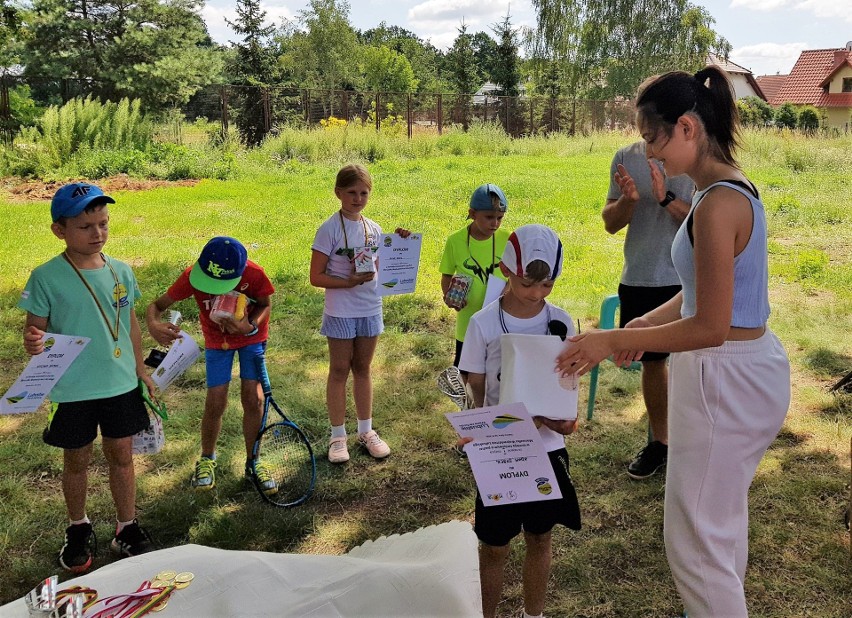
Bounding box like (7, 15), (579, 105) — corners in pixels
(1, 520), (481, 617)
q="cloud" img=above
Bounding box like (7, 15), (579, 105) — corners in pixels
(794, 0), (852, 22)
(202, 1), (295, 44)
(729, 0), (791, 9)
(730, 0), (851, 21)
(408, 0), (536, 50)
(730, 42), (808, 75)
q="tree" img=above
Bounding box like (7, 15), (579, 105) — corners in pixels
(737, 95), (774, 127)
(446, 23), (480, 95)
(797, 106), (819, 133)
(20, 0), (222, 112)
(226, 0), (278, 145)
(287, 0), (360, 91)
(360, 23), (445, 93)
(774, 102), (797, 129)
(528, 0), (730, 99)
(490, 13), (521, 97)
(361, 45), (418, 93)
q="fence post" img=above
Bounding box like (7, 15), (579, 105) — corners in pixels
(571, 98), (576, 136)
(305, 89), (310, 126)
(342, 91), (349, 122)
(437, 94), (443, 135)
(262, 88), (271, 134)
(550, 98), (555, 133)
(0, 76), (9, 144)
(407, 93), (412, 139)
(529, 98), (534, 136)
(220, 86), (229, 139)
(375, 92), (381, 131)
(505, 96), (510, 135)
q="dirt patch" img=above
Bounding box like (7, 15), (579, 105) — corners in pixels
(1, 175), (200, 202)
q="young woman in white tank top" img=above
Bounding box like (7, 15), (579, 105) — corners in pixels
(556, 65), (790, 617)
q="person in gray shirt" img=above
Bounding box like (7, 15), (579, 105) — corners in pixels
(603, 140), (694, 479)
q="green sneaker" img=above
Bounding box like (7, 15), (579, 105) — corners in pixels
(191, 457), (217, 490)
(248, 461), (278, 496)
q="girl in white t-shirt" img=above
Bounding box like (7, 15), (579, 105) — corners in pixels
(309, 164), (409, 464)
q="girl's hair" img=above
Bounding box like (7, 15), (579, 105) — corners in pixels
(335, 164), (372, 190)
(636, 65), (740, 167)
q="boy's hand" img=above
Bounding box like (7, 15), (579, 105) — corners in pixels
(23, 325), (46, 355)
(455, 436), (474, 451)
(394, 227), (412, 238)
(138, 372), (157, 397)
(219, 314), (252, 335)
(148, 320), (180, 347)
(533, 416), (579, 435)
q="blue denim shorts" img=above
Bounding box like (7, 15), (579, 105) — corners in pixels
(320, 313), (384, 339)
(205, 341), (266, 388)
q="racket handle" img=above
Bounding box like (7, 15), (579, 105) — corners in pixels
(254, 353), (272, 396)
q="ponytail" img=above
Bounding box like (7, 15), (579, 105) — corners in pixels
(637, 65), (740, 166)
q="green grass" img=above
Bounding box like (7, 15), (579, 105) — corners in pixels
(0, 129), (850, 616)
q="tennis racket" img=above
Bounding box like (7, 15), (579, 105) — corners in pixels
(249, 354), (316, 507)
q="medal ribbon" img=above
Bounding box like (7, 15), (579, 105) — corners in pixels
(338, 210), (369, 252)
(63, 252), (121, 354)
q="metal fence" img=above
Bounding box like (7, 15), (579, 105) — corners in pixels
(0, 76), (637, 142)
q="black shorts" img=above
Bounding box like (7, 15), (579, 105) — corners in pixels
(618, 283), (682, 362)
(44, 386), (150, 450)
(474, 448), (581, 547)
(453, 340), (468, 376)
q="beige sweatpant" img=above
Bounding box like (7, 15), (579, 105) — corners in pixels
(664, 329), (790, 617)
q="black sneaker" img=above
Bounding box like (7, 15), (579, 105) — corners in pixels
(627, 440), (668, 480)
(58, 522), (97, 573)
(110, 520), (154, 557)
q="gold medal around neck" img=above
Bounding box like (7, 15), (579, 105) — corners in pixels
(114, 346), (121, 358)
(221, 342), (229, 351)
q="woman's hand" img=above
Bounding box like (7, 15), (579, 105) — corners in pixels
(555, 330), (615, 377)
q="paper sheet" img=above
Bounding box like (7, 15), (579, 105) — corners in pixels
(1, 334), (89, 414)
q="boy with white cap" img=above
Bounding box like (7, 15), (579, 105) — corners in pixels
(458, 224), (581, 618)
(146, 236), (275, 493)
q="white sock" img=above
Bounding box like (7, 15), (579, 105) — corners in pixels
(357, 419), (372, 435)
(70, 516), (90, 526)
(523, 612), (544, 618)
(115, 519), (135, 534)
(331, 425), (347, 440)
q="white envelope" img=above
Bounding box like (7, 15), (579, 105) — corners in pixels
(498, 334), (578, 420)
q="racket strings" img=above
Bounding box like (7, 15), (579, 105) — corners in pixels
(258, 423), (315, 505)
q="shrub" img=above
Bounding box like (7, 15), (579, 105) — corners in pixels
(2, 97), (153, 177)
(775, 103), (798, 130)
(737, 96), (774, 127)
(797, 107), (820, 133)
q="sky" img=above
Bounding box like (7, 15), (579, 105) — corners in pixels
(202, 0), (852, 77)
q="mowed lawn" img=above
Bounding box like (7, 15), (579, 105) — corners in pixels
(0, 130), (850, 616)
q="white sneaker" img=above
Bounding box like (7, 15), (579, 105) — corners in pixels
(359, 430), (390, 459)
(328, 437), (350, 463)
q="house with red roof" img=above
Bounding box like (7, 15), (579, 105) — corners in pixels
(708, 53), (766, 101)
(770, 42), (852, 129)
(754, 75), (788, 103)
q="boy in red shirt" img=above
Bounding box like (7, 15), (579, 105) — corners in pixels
(146, 236), (275, 493)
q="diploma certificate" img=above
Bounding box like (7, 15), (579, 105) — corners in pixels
(1, 334), (90, 414)
(376, 233), (422, 296)
(151, 331), (201, 391)
(445, 402), (562, 506)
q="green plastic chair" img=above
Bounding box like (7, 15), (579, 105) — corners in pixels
(586, 294), (641, 420)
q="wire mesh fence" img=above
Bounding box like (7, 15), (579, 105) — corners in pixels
(0, 77), (638, 144)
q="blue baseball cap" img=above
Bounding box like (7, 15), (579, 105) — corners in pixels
(189, 236), (248, 295)
(51, 182), (115, 222)
(469, 184), (508, 212)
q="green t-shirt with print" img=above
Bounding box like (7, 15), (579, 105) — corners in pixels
(18, 254), (142, 403)
(439, 225), (510, 341)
